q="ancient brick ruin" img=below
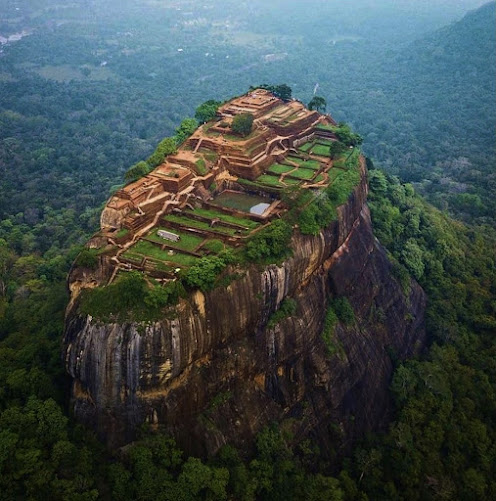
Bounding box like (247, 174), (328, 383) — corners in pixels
(95, 89), (342, 282)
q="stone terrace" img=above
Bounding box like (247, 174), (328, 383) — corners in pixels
(94, 89), (342, 283)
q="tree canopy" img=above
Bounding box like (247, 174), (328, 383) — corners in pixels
(231, 113), (254, 137)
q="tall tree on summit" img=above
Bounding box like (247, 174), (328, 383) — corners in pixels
(308, 96), (327, 113)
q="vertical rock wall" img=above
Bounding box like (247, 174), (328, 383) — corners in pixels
(64, 168), (426, 456)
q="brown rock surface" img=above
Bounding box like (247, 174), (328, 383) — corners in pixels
(63, 173), (426, 457)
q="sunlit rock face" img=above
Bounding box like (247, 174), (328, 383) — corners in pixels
(64, 162), (426, 457)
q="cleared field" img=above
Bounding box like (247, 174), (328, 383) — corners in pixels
(201, 239), (232, 253)
(185, 208), (259, 229)
(298, 142), (313, 152)
(301, 160), (321, 170)
(283, 177), (300, 185)
(121, 251), (142, 264)
(267, 163), (294, 175)
(147, 228), (204, 252)
(256, 174), (284, 187)
(164, 214), (238, 235)
(287, 167), (315, 180)
(130, 240), (176, 261)
(315, 124), (335, 132)
(128, 240), (200, 267)
(311, 144), (330, 156)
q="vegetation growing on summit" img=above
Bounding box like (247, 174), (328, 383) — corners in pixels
(245, 219), (293, 263)
(79, 271), (185, 322)
(255, 83), (293, 101)
(195, 100), (222, 124)
(308, 96), (327, 113)
(231, 112), (254, 137)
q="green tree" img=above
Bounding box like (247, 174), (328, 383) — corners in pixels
(195, 100), (222, 124)
(274, 84), (292, 101)
(124, 161), (150, 183)
(329, 141), (348, 159)
(245, 219), (292, 262)
(231, 113), (254, 137)
(308, 96), (327, 112)
(175, 118), (198, 145)
(147, 137), (177, 168)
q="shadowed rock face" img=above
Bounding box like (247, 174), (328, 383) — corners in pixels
(63, 168), (426, 457)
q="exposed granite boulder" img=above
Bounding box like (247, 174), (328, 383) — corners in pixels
(63, 169), (426, 457)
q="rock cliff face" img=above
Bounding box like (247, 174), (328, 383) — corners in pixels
(64, 167), (426, 457)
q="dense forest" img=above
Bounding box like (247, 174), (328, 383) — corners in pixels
(1, 162), (495, 500)
(0, 0), (495, 499)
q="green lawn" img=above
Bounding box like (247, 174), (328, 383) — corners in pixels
(128, 240), (200, 267)
(185, 208), (259, 229)
(315, 124), (335, 132)
(314, 174), (325, 183)
(256, 174), (284, 187)
(162, 252), (200, 267)
(286, 155), (305, 165)
(268, 163), (294, 175)
(287, 168), (315, 180)
(164, 214), (237, 235)
(202, 239), (232, 253)
(282, 177), (301, 185)
(302, 160), (321, 171)
(121, 251), (142, 263)
(130, 240), (176, 261)
(115, 228), (129, 238)
(298, 142), (313, 153)
(311, 144), (330, 156)
(147, 228), (204, 252)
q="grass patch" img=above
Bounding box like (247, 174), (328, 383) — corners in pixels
(202, 239), (230, 253)
(311, 144), (330, 156)
(115, 228), (129, 238)
(326, 154), (362, 207)
(288, 168), (315, 180)
(268, 163), (294, 175)
(147, 228), (204, 252)
(327, 169), (342, 182)
(237, 178), (283, 194)
(164, 214), (237, 236)
(286, 156), (306, 165)
(301, 160), (321, 171)
(79, 271), (185, 322)
(186, 208), (259, 229)
(314, 174), (325, 183)
(316, 124), (335, 132)
(282, 177), (301, 186)
(164, 252), (201, 267)
(256, 175), (284, 187)
(298, 142), (313, 153)
(130, 240), (176, 261)
(195, 158), (207, 175)
(203, 151), (218, 163)
(121, 251), (143, 264)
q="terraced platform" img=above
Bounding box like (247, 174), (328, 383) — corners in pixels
(94, 89), (350, 282)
